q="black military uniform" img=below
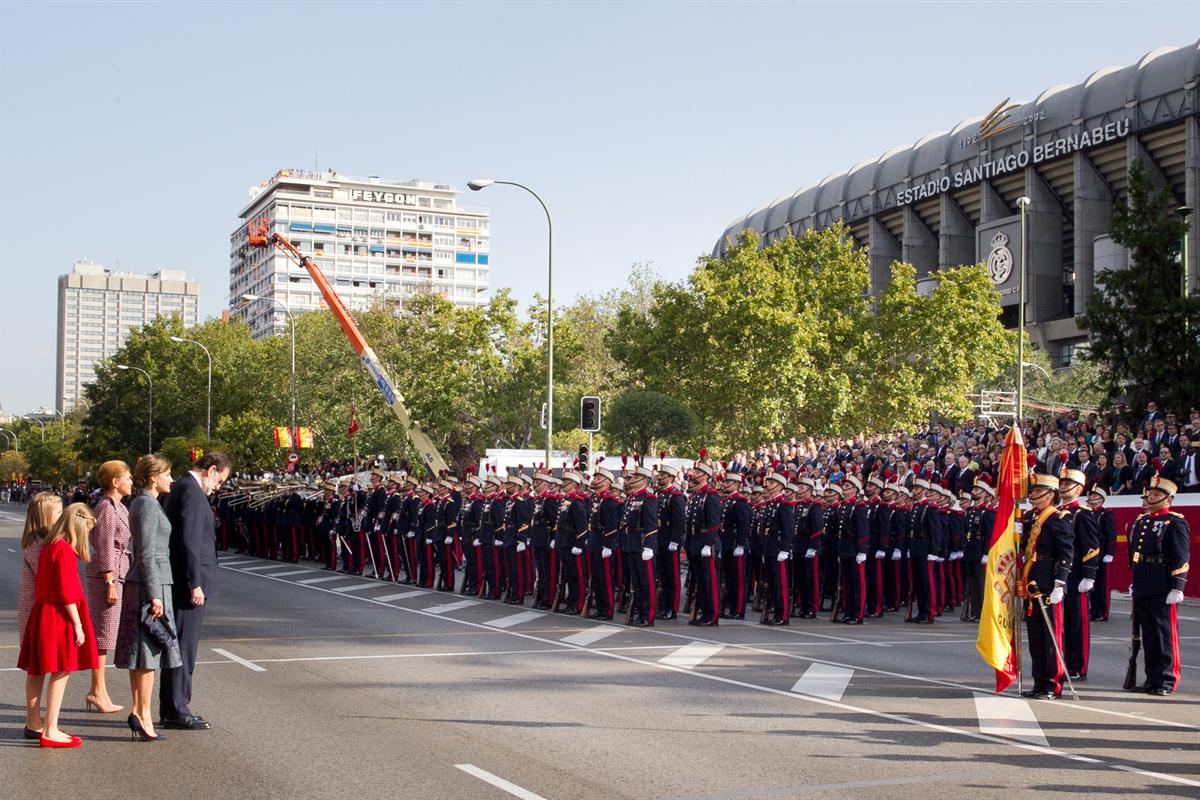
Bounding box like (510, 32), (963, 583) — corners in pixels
(888, 495), (910, 612)
(685, 472), (723, 626)
(621, 477), (659, 625)
(500, 479), (531, 603)
(1128, 484), (1190, 695)
(720, 486), (751, 619)
(794, 487), (825, 618)
(656, 474), (686, 619)
(760, 484), (796, 625)
(478, 481), (501, 599)
(459, 479), (483, 594)
(961, 490), (996, 622)
(836, 485), (869, 624)
(907, 485), (935, 623)
(437, 482), (462, 592)
(1088, 494), (1117, 621)
(1020, 483), (1074, 699)
(1060, 492), (1100, 679)
(587, 484), (621, 619)
(530, 479), (559, 608)
(554, 478), (590, 614)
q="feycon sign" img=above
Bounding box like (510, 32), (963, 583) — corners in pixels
(348, 189), (419, 206)
(896, 118), (1131, 206)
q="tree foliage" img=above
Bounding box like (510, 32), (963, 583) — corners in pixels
(1080, 158), (1200, 412)
(606, 390), (697, 456)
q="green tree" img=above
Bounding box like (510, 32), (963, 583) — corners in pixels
(0, 450), (30, 481)
(1080, 158), (1200, 412)
(606, 390), (697, 456)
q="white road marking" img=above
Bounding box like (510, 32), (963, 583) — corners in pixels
(791, 663), (854, 701)
(262, 569), (315, 578)
(212, 647), (266, 672)
(485, 610), (544, 629)
(723, 618), (891, 647)
(454, 764), (548, 800)
(296, 575), (354, 585)
(561, 624), (622, 646)
(5, 547), (14, 553)
(234, 564), (1200, 788)
(660, 642), (724, 669)
(424, 599), (482, 614)
(331, 583), (383, 593)
(973, 692), (1049, 746)
(375, 590), (429, 602)
(218, 559), (259, 566)
(238, 564), (292, 572)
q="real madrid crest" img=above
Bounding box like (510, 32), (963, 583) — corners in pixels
(987, 232), (1013, 285)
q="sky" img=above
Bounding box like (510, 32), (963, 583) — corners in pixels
(1, 0), (1198, 415)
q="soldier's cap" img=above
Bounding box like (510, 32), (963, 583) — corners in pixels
(593, 467), (615, 483)
(386, 473), (404, 485)
(547, 476), (563, 486)
(504, 472), (526, 485)
(613, 478), (625, 492)
(1029, 474), (1060, 493)
(749, 485), (764, 494)
(631, 466), (654, 479)
(844, 475), (863, 492)
(785, 482), (800, 493)
(1059, 468), (1088, 487)
(532, 470), (553, 482)
(896, 486), (912, 498)
(415, 483), (435, 494)
(1087, 484), (1106, 498)
(404, 475), (421, 487)
(560, 470), (584, 485)
(721, 473), (744, 485)
(868, 475), (886, 488)
(913, 478), (930, 489)
(658, 465), (679, 477)
(439, 478), (457, 491)
(976, 481), (996, 497)
(825, 483), (844, 497)
(371, 468), (388, 480)
(882, 482), (901, 494)
(692, 463), (714, 478)
(1148, 474), (1178, 497)
(764, 471), (788, 486)
(484, 475), (504, 487)
(799, 475), (817, 489)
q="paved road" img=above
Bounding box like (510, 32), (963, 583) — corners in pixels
(1, 504), (1197, 799)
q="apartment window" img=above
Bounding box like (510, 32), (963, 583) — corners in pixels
(435, 217), (452, 227)
(368, 211), (384, 224)
(314, 189), (333, 199)
(418, 197), (431, 207)
(337, 207), (352, 221)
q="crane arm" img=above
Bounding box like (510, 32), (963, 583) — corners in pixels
(247, 219), (450, 476)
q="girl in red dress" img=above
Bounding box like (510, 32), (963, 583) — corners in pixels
(18, 503), (100, 748)
(18, 492), (63, 740)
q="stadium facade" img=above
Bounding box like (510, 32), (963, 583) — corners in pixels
(714, 41), (1200, 367)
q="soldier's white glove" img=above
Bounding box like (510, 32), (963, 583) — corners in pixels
(891, 549), (901, 560)
(571, 547), (583, 555)
(641, 547), (654, 561)
(1102, 554), (1113, 564)
(927, 554), (938, 562)
(855, 553), (867, 564)
(406, 532), (416, 539)
(875, 550), (885, 559)
(550, 538), (556, 548)
(1167, 589), (1184, 605)
(732, 546), (744, 557)
(1014, 522), (1023, 535)
(777, 551), (788, 562)
(517, 542), (526, 553)
(701, 545), (712, 557)
(494, 539), (503, 547)
(1077, 578), (1094, 593)
(952, 551), (964, 560)
(668, 542), (678, 552)
(601, 547), (612, 558)
(473, 538), (481, 547)
(806, 548), (817, 558)
(444, 536), (452, 544)
(981, 554), (988, 565)
(1048, 585), (1064, 605)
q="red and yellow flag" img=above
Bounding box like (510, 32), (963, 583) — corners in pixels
(294, 426), (315, 449)
(976, 426), (1026, 693)
(273, 426), (293, 449)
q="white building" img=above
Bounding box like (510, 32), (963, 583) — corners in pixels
(229, 169), (491, 338)
(56, 260), (200, 410)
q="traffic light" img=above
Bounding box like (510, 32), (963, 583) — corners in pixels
(580, 396), (601, 432)
(578, 443), (590, 472)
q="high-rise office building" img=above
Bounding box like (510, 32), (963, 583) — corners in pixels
(229, 169), (491, 338)
(56, 260), (200, 410)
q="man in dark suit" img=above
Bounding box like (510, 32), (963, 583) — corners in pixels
(160, 451), (231, 730)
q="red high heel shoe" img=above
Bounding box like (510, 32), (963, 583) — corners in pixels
(39, 735), (82, 749)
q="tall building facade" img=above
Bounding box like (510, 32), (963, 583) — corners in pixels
(56, 260), (200, 410)
(716, 41), (1200, 367)
(229, 170), (491, 339)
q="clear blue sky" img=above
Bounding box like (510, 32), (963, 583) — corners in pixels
(1, 1), (1196, 414)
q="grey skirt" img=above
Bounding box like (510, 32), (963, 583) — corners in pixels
(113, 580), (182, 670)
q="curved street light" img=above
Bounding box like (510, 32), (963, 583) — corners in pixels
(0, 427), (17, 453)
(23, 414), (45, 444)
(467, 178), (554, 466)
(49, 407), (66, 443)
(116, 364), (153, 453)
(241, 294), (296, 439)
(170, 336), (212, 442)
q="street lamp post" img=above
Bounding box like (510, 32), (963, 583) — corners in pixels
(170, 336), (212, 442)
(23, 415), (45, 444)
(0, 428), (17, 453)
(467, 178), (554, 466)
(242, 294), (296, 437)
(50, 407), (65, 443)
(1180, 206), (1192, 334)
(1016, 196), (1031, 430)
(116, 365), (153, 452)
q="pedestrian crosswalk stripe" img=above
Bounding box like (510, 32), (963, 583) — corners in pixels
(485, 610), (544, 628)
(561, 625), (623, 646)
(424, 599), (482, 614)
(791, 663), (854, 701)
(973, 692), (1048, 746)
(376, 590), (429, 602)
(296, 575), (355, 585)
(659, 642), (724, 669)
(331, 583), (383, 593)
(264, 569), (315, 577)
(238, 564), (291, 571)
(218, 559), (258, 566)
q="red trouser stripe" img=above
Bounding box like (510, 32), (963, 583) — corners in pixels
(549, 550), (557, 598)
(874, 560), (883, 615)
(893, 560), (901, 608)
(603, 558), (613, 612)
(576, 554), (586, 611)
(646, 560), (657, 621)
(709, 557), (720, 618)
(812, 558), (821, 613)
(1079, 593), (1090, 676)
(673, 551), (681, 613)
(1053, 602), (1065, 692)
(857, 562), (867, 620)
(445, 544), (455, 589)
(779, 562), (789, 621)
(1170, 604), (1181, 688)
(735, 555), (745, 615)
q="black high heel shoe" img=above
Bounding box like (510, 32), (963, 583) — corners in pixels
(126, 714), (164, 742)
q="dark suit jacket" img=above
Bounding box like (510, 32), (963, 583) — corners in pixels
(165, 472), (218, 599)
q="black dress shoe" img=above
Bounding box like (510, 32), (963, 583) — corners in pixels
(632, 618), (653, 627)
(1068, 672), (1086, 681)
(661, 611), (678, 620)
(1147, 686), (1172, 696)
(160, 716), (211, 730)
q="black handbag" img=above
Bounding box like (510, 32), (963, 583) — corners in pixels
(140, 604), (178, 649)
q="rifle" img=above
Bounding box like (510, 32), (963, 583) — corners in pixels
(682, 556), (694, 615)
(625, 555), (638, 626)
(551, 551), (566, 612)
(759, 563), (771, 624)
(1123, 597), (1141, 691)
(829, 560), (843, 623)
(1034, 594), (1079, 701)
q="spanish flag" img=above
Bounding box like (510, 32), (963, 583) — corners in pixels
(294, 426), (315, 449)
(976, 426), (1026, 693)
(273, 426), (293, 449)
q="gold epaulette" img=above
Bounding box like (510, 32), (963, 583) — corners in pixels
(1057, 510), (1071, 519)
(1169, 511), (1185, 519)
(1171, 564), (1189, 576)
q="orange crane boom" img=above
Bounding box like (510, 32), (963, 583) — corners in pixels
(247, 219), (450, 476)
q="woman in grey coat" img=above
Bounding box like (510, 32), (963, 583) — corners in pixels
(115, 454), (181, 741)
